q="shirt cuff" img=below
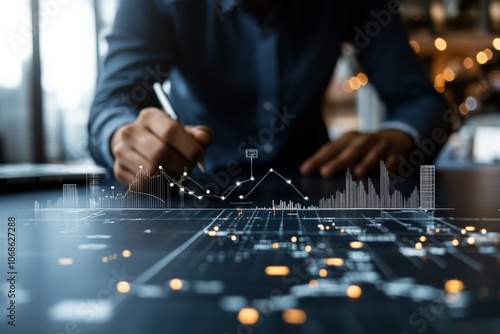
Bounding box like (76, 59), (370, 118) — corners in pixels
(378, 121), (420, 143)
(90, 108), (137, 172)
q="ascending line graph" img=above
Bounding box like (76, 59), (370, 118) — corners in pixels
(169, 167), (309, 202)
(37, 154), (434, 211)
(85, 149), (309, 208)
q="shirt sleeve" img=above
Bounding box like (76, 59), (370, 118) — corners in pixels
(351, 0), (451, 153)
(88, 0), (175, 172)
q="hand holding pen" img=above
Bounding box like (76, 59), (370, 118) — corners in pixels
(153, 82), (207, 173)
(109, 83), (213, 185)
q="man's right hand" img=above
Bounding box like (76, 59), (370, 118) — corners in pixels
(110, 108), (213, 184)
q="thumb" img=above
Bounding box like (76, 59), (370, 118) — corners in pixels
(185, 125), (214, 149)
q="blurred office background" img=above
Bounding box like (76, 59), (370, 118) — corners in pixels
(1, 0), (500, 166)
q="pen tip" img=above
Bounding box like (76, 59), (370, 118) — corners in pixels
(198, 162), (206, 173)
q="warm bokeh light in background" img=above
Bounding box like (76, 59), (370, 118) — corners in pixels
(442, 67), (455, 82)
(325, 258), (344, 266)
(349, 241), (363, 249)
(463, 57), (474, 69)
(434, 37), (447, 51)
(493, 38), (500, 50)
(122, 250), (132, 258)
(265, 266), (290, 276)
(445, 279), (464, 294)
(238, 308), (259, 325)
(116, 281), (131, 294)
(282, 309), (307, 325)
(169, 278), (183, 291)
(357, 73), (368, 86)
(409, 40), (420, 53)
(346, 285), (362, 299)
(476, 51), (488, 64)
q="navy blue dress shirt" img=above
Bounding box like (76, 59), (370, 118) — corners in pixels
(89, 0), (449, 174)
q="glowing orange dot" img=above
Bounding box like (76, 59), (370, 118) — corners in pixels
(484, 48), (494, 60)
(305, 245), (312, 253)
(238, 308), (259, 325)
(357, 73), (369, 86)
(348, 77), (361, 90)
(282, 309), (307, 325)
(350, 241), (363, 249)
(459, 103), (469, 115)
(122, 250), (131, 258)
(169, 278), (183, 290)
(325, 258), (344, 266)
(442, 67), (455, 82)
(434, 38), (447, 51)
(434, 74), (445, 86)
(409, 40), (420, 53)
(493, 38), (500, 51)
(319, 269), (328, 277)
(116, 281), (131, 294)
(477, 51), (488, 64)
(434, 85), (445, 93)
(265, 266), (290, 276)
(463, 57), (474, 69)
(346, 285), (362, 299)
(445, 279), (464, 293)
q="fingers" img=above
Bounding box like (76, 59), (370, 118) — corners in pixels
(139, 108), (207, 165)
(353, 141), (389, 178)
(318, 134), (379, 178)
(300, 130), (414, 179)
(300, 132), (358, 176)
(185, 125), (214, 149)
(112, 139), (149, 184)
(110, 107), (213, 185)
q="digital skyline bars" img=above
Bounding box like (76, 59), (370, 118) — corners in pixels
(318, 162), (433, 209)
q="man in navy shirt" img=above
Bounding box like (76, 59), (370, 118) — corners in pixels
(89, 0), (450, 184)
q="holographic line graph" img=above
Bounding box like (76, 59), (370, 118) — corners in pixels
(121, 165), (308, 204)
(85, 149), (310, 208)
(36, 149), (435, 211)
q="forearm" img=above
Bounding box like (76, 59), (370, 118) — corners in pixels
(87, 0), (174, 171)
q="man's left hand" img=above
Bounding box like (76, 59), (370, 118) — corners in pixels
(300, 130), (414, 178)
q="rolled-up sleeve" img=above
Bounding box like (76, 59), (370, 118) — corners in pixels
(88, 0), (175, 171)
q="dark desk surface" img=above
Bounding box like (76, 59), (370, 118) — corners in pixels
(0, 166), (499, 334)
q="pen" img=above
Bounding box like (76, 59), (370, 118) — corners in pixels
(153, 82), (206, 173)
